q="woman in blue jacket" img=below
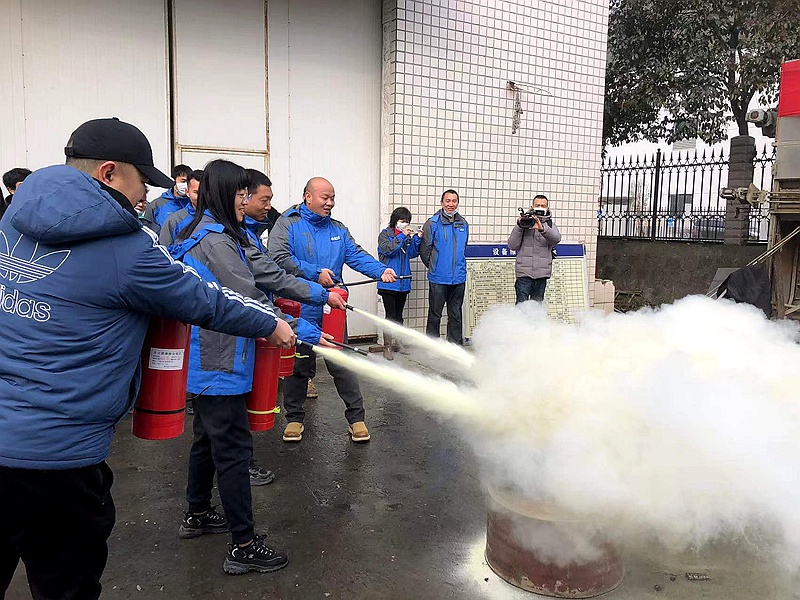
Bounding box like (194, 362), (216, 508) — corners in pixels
(377, 207), (422, 359)
(168, 160), (321, 576)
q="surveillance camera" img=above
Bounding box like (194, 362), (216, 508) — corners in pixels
(746, 109), (767, 125)
(746, 108), (777, 138)
(746, 108), (777, 127)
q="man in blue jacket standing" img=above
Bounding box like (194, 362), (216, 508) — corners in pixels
(420, 189), (469, 345)
(268, 177), (396, 444)
(0, 118), (296, 600)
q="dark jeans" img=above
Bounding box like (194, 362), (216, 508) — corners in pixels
(426, 282), (465, 345)
(186, 394), (254, 545)
(0, 462), (115, 600)
(515, 276), (548, 304)
(378, 290), (409, 324)
(284, 342), (366, 425)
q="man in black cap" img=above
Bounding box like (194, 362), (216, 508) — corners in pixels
(0, 118), (299, 599)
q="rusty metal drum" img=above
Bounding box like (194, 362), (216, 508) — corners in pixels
(485, 486), (624, 598)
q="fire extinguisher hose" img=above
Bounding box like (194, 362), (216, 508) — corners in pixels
(297, 339), (369, 356)
(334, 275), (412, 287)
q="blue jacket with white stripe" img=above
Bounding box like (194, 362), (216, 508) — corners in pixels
(168, 212), (322, 395)
(142, 189), (190, 234)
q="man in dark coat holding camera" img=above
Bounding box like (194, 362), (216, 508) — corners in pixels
(507, 194), (561, 304)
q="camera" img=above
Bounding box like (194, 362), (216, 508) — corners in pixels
(518, 207), (536, 229)
(746, 108), (777, 138)
(517, 207), (551, 229)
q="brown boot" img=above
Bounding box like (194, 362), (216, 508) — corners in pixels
(383, 333), (394, 360)
(282, 422), (304, 442)
(306, 380), (318, 399)
(348, 421), (370, 443)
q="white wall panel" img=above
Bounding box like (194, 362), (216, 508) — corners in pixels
(268, 0), (383, 335)
(172, 0), (268, 158)
(382, 0), (608, 327)
(180, 149), (267, 172)
(0, 0), (26, 174)
(15, 0), (170, 175)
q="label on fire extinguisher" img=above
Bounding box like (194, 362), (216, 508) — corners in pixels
(323, 304), (331, 314)
(148, 348), (185, 371)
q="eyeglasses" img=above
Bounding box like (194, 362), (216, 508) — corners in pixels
(235, 192), (252, 204)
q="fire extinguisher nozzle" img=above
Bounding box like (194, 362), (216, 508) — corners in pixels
(325, 339), (370, 356)
(345, 304), (355, 311)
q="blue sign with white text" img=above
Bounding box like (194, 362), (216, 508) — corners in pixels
(465, 243), (584, 259)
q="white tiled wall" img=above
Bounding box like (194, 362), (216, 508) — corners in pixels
(380, 0), (608, 329)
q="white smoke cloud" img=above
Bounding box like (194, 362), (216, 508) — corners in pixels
(320, 295), (800, 567)
(471, 296), (800, 566)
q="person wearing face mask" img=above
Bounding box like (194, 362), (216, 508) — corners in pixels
(141, 163), (192, 234)
(419, 189), (469, 345)
(507, 194), (561, 304)
(133, 196), (147, 218)
(159, 169), (203, 246)
(377, 207), (422, 359)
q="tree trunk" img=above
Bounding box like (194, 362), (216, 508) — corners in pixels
(732, 104), (749, 136)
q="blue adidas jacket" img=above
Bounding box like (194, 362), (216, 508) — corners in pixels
(377, 227), (421, 293)
(419, 210), (469, 285)
(267, 203), (387, 325)
(0, 166), (280, 470)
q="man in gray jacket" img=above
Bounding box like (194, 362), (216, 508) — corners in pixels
(507, 194), (562, 304)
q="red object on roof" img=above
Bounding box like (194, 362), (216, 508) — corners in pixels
(778, 60), (800, 117)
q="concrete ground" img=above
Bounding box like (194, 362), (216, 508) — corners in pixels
(7, 351), (800, 599)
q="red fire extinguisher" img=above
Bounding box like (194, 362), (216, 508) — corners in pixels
(321, 287), (348, 346)
(275, 298), (301, 377)
(133, 317), (190, 440)
(246, 338), (281, 431)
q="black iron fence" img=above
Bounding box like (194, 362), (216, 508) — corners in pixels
(598, 146), (774, 243)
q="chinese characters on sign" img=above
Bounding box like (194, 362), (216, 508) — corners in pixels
(464, 244), (588, 337)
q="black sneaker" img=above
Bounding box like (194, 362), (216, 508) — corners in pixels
(178, 506), (229, 539)
(223, 535), (289, 575)
(249, 460), (276, 487)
